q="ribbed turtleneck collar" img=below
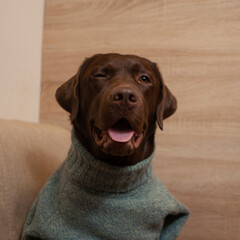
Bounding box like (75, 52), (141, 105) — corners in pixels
(65, 130), (154, 193)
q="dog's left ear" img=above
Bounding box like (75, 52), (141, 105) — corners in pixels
(156, 85), (177, 130)
(152, 63), (177, 130)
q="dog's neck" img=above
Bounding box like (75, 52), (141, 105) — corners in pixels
(74, 126), (155, 166)
(68, 129), (154, 193)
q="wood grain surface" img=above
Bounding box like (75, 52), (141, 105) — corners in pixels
(40, 0), (240, 239)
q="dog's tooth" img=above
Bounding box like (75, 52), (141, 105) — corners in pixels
(103, 142), (108, 148)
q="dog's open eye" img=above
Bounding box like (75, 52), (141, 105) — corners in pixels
(93, 73), (107, 78)
(139, 75), (151, 83)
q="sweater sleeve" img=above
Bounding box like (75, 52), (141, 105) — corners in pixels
(21, 199), (40, 240)
(159, 209), (189, 240)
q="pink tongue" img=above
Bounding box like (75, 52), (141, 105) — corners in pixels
(108, 128), (134, 143)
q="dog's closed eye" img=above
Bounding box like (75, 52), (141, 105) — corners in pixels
(93, 73), (108, 78)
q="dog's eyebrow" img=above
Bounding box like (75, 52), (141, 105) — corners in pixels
(91, 64), (109, 72)
(130, 63), (150, 75)
(102, 65), (114, 73)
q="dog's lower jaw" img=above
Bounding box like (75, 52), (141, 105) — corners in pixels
(101, 133), (143, 157)
(92, 126), (144, 157)
(73, 119), (154, 166)
(91, 130), (155, 166)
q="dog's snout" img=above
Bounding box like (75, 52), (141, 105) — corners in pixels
(112, 88), (137, 107)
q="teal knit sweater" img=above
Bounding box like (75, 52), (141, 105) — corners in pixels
(22, 130), (189, 240)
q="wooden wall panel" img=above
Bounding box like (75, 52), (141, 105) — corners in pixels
(41, 0), (240, 239)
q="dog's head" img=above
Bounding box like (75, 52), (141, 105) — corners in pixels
(56, 53), (177, 165)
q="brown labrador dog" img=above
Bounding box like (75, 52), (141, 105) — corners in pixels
(22, 53), (189, 240)
(56, 53), (177, 166)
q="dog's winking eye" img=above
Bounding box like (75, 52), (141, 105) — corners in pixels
(139, 75), (151, 83)
(93, 73), (107, 78)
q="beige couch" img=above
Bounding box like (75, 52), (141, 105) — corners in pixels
(0, 119), (71, 240)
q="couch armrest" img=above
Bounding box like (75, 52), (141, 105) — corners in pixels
(0, 119), (70, 240)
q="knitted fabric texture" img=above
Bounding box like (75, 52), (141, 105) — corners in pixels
(22, 130), (189, 240)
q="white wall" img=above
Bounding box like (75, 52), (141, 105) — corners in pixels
(0, 0), (44, 122)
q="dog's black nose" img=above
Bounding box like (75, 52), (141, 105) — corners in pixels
(112, 88), (137, 107)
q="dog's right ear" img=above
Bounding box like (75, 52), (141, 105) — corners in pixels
(56, 55), (99, 122)
(55, 74), (79, 122)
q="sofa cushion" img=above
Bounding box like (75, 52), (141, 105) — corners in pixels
(0, 119), (70, 240)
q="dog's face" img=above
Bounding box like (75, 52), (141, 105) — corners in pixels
(56, 53), (177, 165)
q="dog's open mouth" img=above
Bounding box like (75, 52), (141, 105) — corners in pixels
(92, 118), (143, 156)
(108, 118), (136, 142)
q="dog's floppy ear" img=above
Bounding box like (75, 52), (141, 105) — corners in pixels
(156, 85), (177, 130)
(56, 56), (97, 122)
(55, 73), (80, 122)
(152, 63), (177, 130)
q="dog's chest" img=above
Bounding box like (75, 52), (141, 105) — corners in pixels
(57, 183), (163, 240)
